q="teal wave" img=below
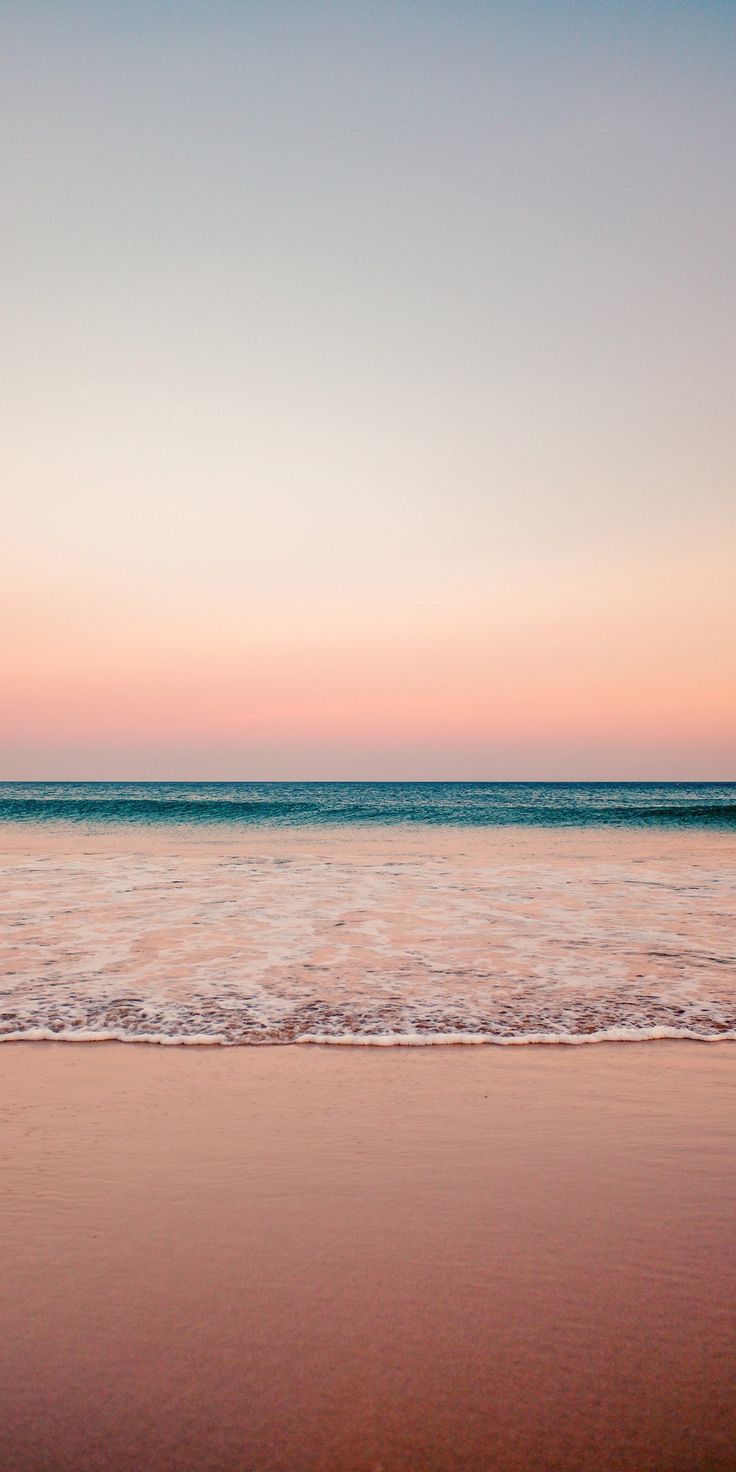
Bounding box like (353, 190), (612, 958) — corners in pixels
(0, 782), (734, 827)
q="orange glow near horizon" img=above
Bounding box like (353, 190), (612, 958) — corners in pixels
(2, 3), (734, 778)
(3, 547), (734, 777)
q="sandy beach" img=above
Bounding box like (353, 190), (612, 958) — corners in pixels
(4, 0), (734, 1463)
(2, 1040), (734, 1471)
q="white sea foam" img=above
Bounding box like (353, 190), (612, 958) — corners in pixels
(2, 824), (735, 1049)
(2, 1024), (735, 1047)
(296, 1026), (736, 1047)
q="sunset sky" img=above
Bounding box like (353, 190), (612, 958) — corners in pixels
(3, 0), (734, 778)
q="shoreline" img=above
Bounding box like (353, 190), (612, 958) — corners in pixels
(4, 820), (734, 1051)
(3, 1028), (736, 1046)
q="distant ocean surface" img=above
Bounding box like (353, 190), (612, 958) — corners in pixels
(1, 780), (735, 827)
(1, 782), (734, 1048)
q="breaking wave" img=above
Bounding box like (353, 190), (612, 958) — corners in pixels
(0, 781), (735, 828)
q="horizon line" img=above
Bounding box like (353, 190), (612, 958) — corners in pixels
(1, 778), (734, 787)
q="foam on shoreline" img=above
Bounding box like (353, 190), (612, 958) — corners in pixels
(3, 1024), (735, 1047)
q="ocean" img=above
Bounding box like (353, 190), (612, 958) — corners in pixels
(1, 781), (734, 1047)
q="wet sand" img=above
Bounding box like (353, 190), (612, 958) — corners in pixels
(1, 1041), (735, 1471)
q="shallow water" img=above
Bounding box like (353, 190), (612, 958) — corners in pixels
(1, 790), (734, 1045)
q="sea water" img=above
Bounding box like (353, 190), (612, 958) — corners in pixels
(1, 782), (734, 1045)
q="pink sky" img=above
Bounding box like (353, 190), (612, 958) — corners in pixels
(2, 3), (734, 777)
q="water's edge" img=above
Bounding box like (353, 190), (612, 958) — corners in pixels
(4, 791), (734, 1052)
(3, 1027), (736, 1047)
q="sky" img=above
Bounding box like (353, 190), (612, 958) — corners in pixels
(2, 0), (734, 779)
